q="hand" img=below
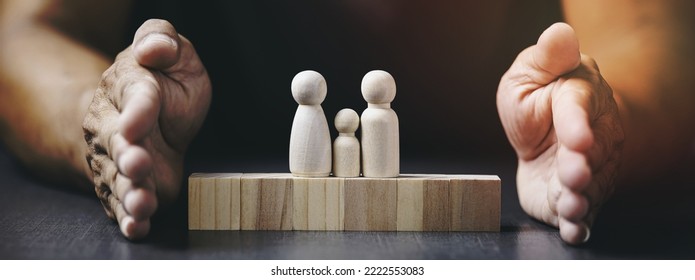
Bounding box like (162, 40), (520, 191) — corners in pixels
(497, 23), (624, 244)
(82, 19), (212, 239)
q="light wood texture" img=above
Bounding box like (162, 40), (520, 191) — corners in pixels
(189, 173), (500, 232)
(360, 70), (399, 177)
(289, 70), (332, 177)
(188, 174), (202, 230)
(216, 174), (241, 230)
(199, 175), (216, 229)
(396, 177), (425, 231)
(450, 175), (501, 231)
(423, 178), (450, 231)
(344, 177), (397, 231)
(293, 177), (345, 230)
(240, 174), (293, 230)
(332, 108), (360, 177)
(396, 177), (450, 231)
(188, 173), (241, 230)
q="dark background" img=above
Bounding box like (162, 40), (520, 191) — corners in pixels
(124, 0), (563, 165)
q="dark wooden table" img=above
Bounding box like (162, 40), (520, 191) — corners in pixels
(1, 147), (694, 259)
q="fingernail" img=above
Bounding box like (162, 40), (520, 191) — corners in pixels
(583, 224), (591, 243)
(120, 216), (134, 238)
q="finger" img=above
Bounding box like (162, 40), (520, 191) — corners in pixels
(91, 154), (154, 223)
(533, 23), (581, 79)
(503, 22), (581, 88)
(108, 194), (151, 240)
(108, 128), (152, 184)
(557, 188), (589, 222)
(557, 145), (591, 191)
(516, 165), (560, 227)
(124, 187), (158, 221)
(110, 170), (157, 220)
(117, 143), (153, 183)
(559, 217), (591, 245)
(552, 86), (594, 152)
(496, 23), (582, 160)
(119, 81), (161, 142)
(133, 19), (182, 70)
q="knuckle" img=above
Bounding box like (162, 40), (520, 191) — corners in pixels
(82, 113), (94, 132)
(580, 54), (599, 71)
(89, 154), (103, 175)
(101, 65), (115, 82)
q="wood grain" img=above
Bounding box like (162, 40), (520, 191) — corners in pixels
(188, 174), (202, 230)
(396, 177), (424, 231)
(241, 174), (293, 230)
(190, 173), (500, 232)
(450, 175), (501, 231)
(344, 178), (397, 231)
(293, 177), (345, 230)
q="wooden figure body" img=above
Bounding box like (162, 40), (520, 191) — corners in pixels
(333, 108), (360, 177)
(289, 70), (332, 177)
(360, 70), (399, 178)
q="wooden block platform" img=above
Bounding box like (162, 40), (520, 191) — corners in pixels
(189, 173), (501, 232)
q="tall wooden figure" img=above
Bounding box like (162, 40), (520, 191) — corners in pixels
(289, 70), (332, 177)
(360, 70), (399, 178)
(333, 108), (360, 177)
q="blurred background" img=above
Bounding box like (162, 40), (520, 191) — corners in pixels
(123, 0), (564, 169)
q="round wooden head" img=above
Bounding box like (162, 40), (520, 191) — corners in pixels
(291, 70), (327, 105)
(361, 70), (396, 104)
(334, 108), (359, 133)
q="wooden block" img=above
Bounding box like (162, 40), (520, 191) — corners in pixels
(189, 173), (242, 230)
(241, 174), (293, 230)
(199, 175), (217, 230)
(423, 178), (449, 231)
(293, 177), (345, 231)
(344, 178), (397, 231)
(189, 173), (500, 232)
(188, 174), (202, 230)
(324, 178), (345, 231)
(397, 177), (449, 231)
(450, 175), (501, 231)
(214, 174), (241, 230)
(396, 178), (424, 231)
(293, 178), (309, 230)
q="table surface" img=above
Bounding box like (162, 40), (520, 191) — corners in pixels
(1, 147), (694, 260)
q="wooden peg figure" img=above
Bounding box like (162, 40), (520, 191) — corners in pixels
(360, 70), (399, 178)
(289, 70), (332, 177)
(333, 108), (360, 177)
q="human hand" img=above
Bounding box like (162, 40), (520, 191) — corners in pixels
(82, 19), (212, 239)
(497, 23), (624, 244)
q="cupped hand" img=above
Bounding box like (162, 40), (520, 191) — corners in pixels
(82, 19), (212, 239)
(497, 23), (624, 245)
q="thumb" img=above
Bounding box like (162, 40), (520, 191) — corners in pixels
(132, 19), (182, 70)
(496, 22), (582, 160)
(534, 22), (581, 79)
(509, 22), (581, 86)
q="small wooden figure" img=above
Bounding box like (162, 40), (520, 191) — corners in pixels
(360, 70), (399, 178)
(332, 108), (360, 177)
(289, 70), (332, 177)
